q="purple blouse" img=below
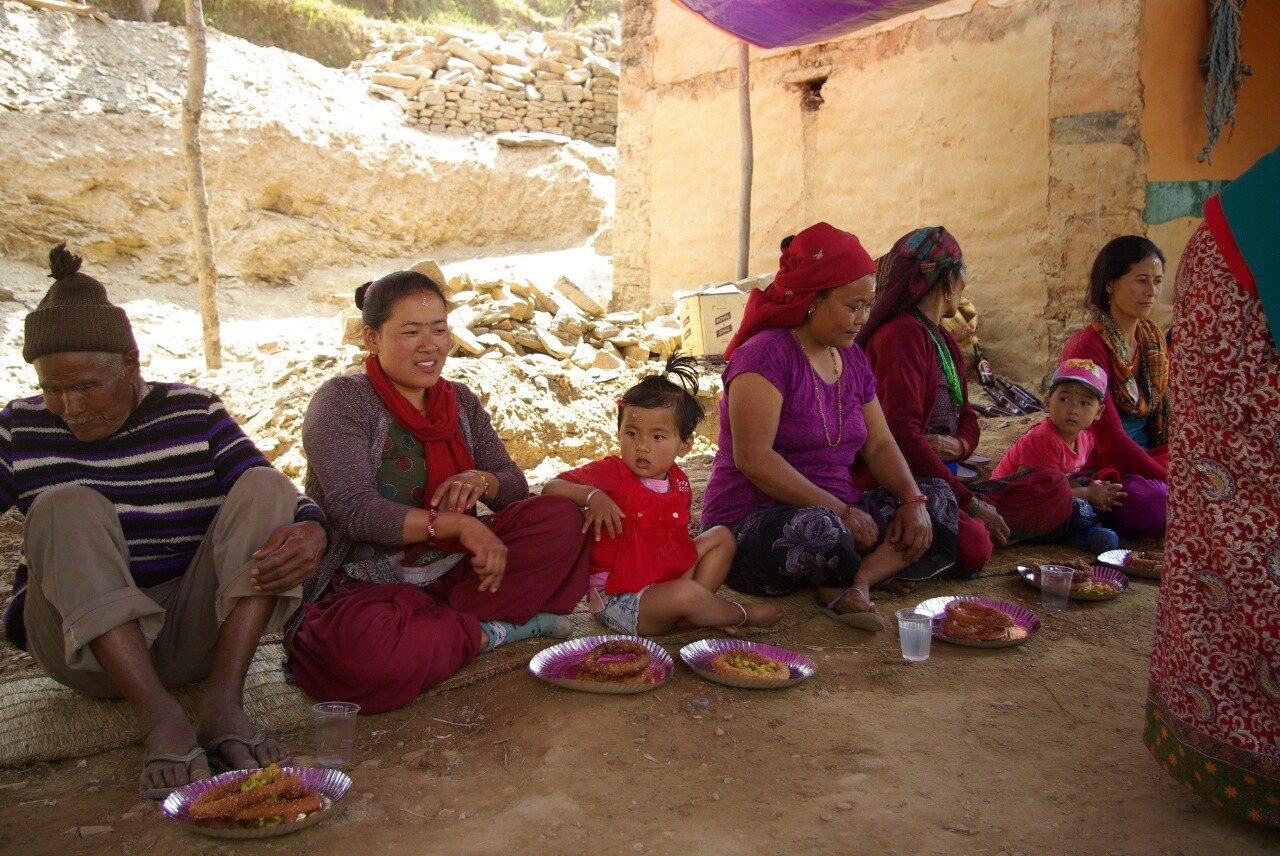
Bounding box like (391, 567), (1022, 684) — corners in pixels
(700, 327), (878, 526)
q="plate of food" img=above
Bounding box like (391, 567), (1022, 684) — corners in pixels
(916, 596), (1040, 649)
(529, 635), (674, 694)
(161, 764), (351, 840)
(1017, 560), (1129, 600)
(1097, 548), (1164, 579)
(679, 639), (817, 690)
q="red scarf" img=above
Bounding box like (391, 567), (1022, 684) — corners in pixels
(364, 355), (475, 553)
(724, 222), (875, 360)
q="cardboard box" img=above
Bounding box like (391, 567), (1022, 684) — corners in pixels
(674, 282), (751, 358)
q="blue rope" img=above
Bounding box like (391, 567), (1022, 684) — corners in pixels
(1198, 0), (1250, 164)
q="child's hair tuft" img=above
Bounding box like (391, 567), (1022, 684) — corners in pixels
(618, 353), (705, 440)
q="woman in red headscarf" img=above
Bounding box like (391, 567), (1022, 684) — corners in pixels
(701, 223), (959, 631)
(855, 227), (1073, 576)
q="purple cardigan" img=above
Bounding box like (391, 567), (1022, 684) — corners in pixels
(295, 373), (527, 617)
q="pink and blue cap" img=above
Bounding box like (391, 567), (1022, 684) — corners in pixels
(1050, 359), (1108, 399)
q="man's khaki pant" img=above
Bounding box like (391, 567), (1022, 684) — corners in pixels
(22, 467), (303, 698)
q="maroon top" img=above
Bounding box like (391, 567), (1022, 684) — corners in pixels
(1059, 326), (1167, 480)
(856, 312), (981, 507)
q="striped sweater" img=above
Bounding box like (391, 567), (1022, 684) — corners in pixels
(1, 382), (326, 650)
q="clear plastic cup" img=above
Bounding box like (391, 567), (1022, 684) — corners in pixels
(312, 701), (360, 768)
(1039, 565), (1074, 613)
(895, 608), (933, 662)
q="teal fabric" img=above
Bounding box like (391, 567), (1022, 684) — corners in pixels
(1143, 180), (1229, 224)
(1120, 411), (1151, 448)
(1219, 146), (1279, 349)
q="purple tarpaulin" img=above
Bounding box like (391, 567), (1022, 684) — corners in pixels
(672, 0), (952, 49)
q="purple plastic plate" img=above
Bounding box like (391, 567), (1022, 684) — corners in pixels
(1097, 548), (1163, 579)
(528, 635), (674, 694)
(161, 766), (351, 840)
(1016, 564), (1129, 601)
(679, 639), (817, 690)
(916, 596), (1041, 649)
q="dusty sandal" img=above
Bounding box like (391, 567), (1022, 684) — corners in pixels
(138, 746), (207, 800)
(817, 586), (886, 632)
(203, 730), (284, 774)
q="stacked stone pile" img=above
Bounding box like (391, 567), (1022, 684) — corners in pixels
(341, 260), (682, 369)
(359, 25), (619, 144)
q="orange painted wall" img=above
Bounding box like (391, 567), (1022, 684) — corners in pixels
(1142, 0), (1280, 180)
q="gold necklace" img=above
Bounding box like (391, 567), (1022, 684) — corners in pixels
(795, 331), (843, 446)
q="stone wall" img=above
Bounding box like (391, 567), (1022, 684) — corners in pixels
(615, 0), (1279, 383)
(360, 25), (620, 144)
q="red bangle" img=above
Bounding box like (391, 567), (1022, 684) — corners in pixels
(427, 507), (439, 543)
(898, 495), (928, 506)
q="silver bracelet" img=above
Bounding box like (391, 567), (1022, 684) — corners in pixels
(584, 488), (600, 508)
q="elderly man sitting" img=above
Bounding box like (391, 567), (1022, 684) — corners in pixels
(1, 244), (328, 798)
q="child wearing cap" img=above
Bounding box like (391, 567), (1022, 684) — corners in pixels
(992, 359), (1125, 552)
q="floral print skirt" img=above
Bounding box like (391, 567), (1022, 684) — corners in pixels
(720, 479), (958, 597)
(1144, 222), (1280, 826)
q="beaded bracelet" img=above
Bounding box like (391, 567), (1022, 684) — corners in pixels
(426, 507), (439, 544)
(897, 495), (928, 506)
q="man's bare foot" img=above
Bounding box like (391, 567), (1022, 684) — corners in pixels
(138, 698), (210, 795)
(196, 700), (289, 771)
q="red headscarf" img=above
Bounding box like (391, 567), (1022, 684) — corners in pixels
(723, 222), (876, 360)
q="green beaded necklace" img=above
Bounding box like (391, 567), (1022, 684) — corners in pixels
(910, 308), (964, 406)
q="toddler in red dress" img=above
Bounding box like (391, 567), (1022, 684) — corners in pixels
(543, 355), (782, 636)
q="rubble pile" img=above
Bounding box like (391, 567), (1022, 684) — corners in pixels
(360, 25), (619, 144)
(340, 259), (684, 371)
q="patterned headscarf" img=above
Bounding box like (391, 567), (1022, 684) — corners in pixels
(855, 226), (963, 348)
(723, 222), (875, 360)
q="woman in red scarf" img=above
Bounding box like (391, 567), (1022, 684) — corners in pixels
(703, 223), (959, 631)
(287, 271), (589, 714)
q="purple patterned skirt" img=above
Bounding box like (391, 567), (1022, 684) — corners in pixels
(714, 479), (959, 597)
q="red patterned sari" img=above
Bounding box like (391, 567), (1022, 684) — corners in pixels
(1144, 219), (1280, 826)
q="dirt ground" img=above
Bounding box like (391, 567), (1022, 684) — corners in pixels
(1, 574), (1277, 855)
(1, 455), (1277, 855)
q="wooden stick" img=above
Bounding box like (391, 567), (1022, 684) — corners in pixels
(14, 0), (111, 22)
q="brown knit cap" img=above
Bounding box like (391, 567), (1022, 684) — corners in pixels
(23, 242), (137, 363)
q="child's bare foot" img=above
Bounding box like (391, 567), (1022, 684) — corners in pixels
(714, 602), (783, 634)
(743, 602), (783, 627)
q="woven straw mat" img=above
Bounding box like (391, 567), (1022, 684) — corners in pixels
(0, 587), (819, 767)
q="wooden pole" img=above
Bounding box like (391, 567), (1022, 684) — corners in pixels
(183, 0), (222, 369)
(736, 40), (752, 281)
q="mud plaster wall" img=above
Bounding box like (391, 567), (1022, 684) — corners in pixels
(617, 0), (1157, 384)
(1141, 0), (1280, 302)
